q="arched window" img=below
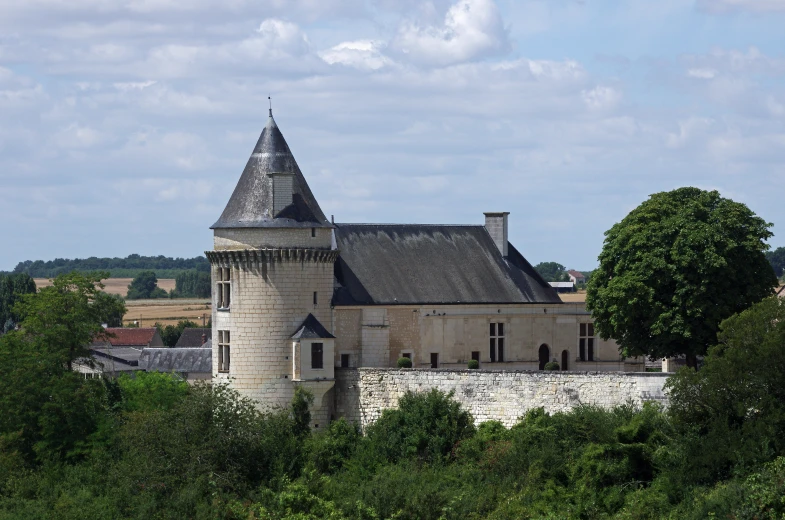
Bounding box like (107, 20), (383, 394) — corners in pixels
(538, 344), (549, 370)
(561, 350), (569, 371)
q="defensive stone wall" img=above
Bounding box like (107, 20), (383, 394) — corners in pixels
(334, 368), (669, 428)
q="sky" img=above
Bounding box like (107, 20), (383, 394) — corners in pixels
(1, 0), (784, 272)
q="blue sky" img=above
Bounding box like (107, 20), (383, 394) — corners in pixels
(1, 0), (783, 272)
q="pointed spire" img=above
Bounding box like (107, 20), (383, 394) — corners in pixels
(211, 111), (330, 229)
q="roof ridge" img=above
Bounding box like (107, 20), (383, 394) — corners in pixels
(335, 223), (484, 227)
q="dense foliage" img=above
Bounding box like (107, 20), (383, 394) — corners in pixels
(2, 273), (785, 519)
(0, 273), (36, 333)
(12, 254), (209, 279)
(766, 246), (785, 279)
(172, 270), (211, 298)
(587, 187), (777, 367)
(126, 271), (168, 300)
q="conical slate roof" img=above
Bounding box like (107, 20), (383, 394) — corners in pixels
(212, 111), (330, 229)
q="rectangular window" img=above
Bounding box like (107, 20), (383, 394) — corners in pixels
(489, 322), (505, 362)
(218, 330), (230, 372)
(216, 268), (231, 310)
(311, 227), (316, 237)
(402, 352), (411, 359)
(471, 351), (480, 362)
(313, 291), (318, 306)
(311, 343), (324, 369)
(579, 323), (595, 362)
(430, 353), (439, 369)
(340, 353), (350, 368)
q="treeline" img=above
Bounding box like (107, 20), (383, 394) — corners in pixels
(173, 270), (211, 298)
(766, 246), (785, 278)
(0, 273), (36, 333)
(12, 254), (209, 279)
(1, 273), (785, 518)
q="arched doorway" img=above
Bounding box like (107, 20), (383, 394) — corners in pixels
(538, 344), (549, 370)
(561, 350), (569, 371)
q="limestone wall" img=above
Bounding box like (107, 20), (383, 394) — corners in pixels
(334, 368), (669, 428)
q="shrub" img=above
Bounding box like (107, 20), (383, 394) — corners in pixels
(468, 359), (479, 369)
(397, 357), (412, 368)
(544, 361), (560, 371)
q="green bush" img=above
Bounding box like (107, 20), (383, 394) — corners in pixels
(397, 357), (413, 368)
(468, 359), (479, 369)
(544, 361), (560, 370)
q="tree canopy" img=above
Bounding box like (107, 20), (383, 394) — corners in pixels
(533, 262), (569, 282)
(12, 254), (209, 278)
(126, 270), (168, 300)
(0, 273), (36, 332)
(765, 246), (785, 279)
(587, 187), (777, 366)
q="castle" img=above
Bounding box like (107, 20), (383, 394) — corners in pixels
(207, 110), (646, 426)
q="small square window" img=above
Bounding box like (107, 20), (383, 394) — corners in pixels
(340, 353), (350, 368)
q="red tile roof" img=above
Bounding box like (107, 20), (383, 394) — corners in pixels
(567, 270), (585, 278)
(96, 328), (158, 347)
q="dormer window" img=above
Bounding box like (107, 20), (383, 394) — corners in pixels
(217, 267), (231, 310)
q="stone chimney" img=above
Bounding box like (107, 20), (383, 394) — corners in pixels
(484, 212), (509, 257)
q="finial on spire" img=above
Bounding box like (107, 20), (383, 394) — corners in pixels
(268, 95), (272, 117)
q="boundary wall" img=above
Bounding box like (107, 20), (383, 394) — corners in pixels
(334, 368), (669, 428)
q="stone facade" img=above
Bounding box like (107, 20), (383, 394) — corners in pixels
(334, 368), (669, 428)
(334, 303), (643, 372)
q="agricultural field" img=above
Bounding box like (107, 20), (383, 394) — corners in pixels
(35, 278), (208, 327)
(123, 299), (211, 328)
(559, 290), (586, 302)
(34, 277), (177, 296)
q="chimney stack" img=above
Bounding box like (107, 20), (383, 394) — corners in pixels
(484, 212), (509, 257)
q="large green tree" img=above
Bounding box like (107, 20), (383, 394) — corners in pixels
(587, 187), (776, 368)
(126, 270), (167, 299)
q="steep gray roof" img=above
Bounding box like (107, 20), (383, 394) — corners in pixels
(291, 313), (335, 339)
(212, 111), (330, 229)
(332, 224), (562, 305)
(175, 328), (211, 348)
(139, 348), (212, 373)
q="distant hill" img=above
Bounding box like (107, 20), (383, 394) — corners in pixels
(12, 254), (209, 279)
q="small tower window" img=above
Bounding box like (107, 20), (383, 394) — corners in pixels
(216, 268), (231, 310)
(313, 291), (318, 306)
(311, 227), (316, 238)
(311, 343), (324, 369)
(218, 330), (230, 372)
(340, 353), (350, 368)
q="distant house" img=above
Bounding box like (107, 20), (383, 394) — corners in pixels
(174, 328), (211, 348)
(91, 328), (164, 349)
(567, 270), (586, 285)
(76, 328), (163, 379)
(548, 281), (575, 293)
(139, 341), (212, 383)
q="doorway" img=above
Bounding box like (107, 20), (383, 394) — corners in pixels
(538, 344), (549, 370)
(561, 350), (569, 371)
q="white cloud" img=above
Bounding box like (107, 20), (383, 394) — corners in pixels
(687, 68), (716, 79)
(320, 40), (393, 70)
(52, 123), (106, 149)
(391, 0), (511, 66)
(581, 86), (622, 111)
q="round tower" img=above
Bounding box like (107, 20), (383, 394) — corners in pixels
(207, 110), (338, 427)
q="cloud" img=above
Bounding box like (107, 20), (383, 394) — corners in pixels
(697, 0), (785, 13)
(581, 86), (622, 111)
(390, 0), (511, 66)
(320, 40), (393, 70)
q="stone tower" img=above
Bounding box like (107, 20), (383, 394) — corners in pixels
(206, 110), (338, 427)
